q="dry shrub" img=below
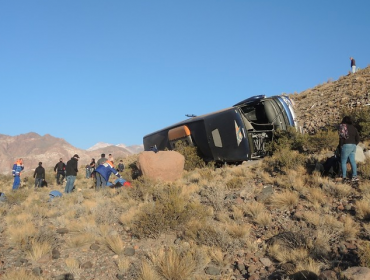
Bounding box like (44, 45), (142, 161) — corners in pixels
(231, 205), (244, 222)
(132, 185), (210, 238)
(185, 219), (231, 250)
(226, 222), (251, 239)
(174, 141), (205, 171)
(6, 222), (37, 249)
(243, 201), (265, 219)
(294, 258), (323, 275)
(310, 229), (333, 259)
(355, 199), (370, 220)
(105, 234), (125, 254)
(329, 183), (353, 198)
(66, 232), (95, 248)
(254, 212), (273, 227)
(358, 158), (370, 180)
(138, 260), (160, 280)
(65, 257), (81, 275)
(2, 268), (41, 280)
(307, 187), (327, 205)
(148, 247), (198, 280)
(269, 190), (299, 210)
(26, 238), (52, 261)
(5, 189), (29, 204)
(342, 216), (359, 239)
(358, 241), (370, 267)
(116, 257), (131, 274)
(119, 206), (140, 226)
(264, 148), (306, 173)
(303, 211), (321, 227)
(268, 244), (309, 263)
(226, 176), (244, 190)
(207, 247), (224, 266)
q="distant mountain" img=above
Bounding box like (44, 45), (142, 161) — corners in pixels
(87, 142), (144, 154)
(0, 134), (143, 175)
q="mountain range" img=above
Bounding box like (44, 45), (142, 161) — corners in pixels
(0, 133), (143, 175)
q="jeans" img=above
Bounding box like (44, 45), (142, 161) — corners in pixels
(95, 172), (107, 190)
(56, 171), (65, 185)
(35, 178), (43, 188)
(86, 168), (91, 179)
(65, 175), (76, 193)
(341, 144), (357, 178)
(12, 176), (21, 190)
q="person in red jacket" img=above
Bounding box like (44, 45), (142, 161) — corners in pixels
(94, 160), (121, 189)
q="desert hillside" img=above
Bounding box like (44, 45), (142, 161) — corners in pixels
(291, 66), (370, 134)
(0, 69), (370, 280)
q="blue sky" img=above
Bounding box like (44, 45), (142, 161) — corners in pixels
(1, 1), (369, 150)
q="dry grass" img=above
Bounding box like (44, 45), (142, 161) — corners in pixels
(148, 247), (198, 280)
(2, 268), (41, 280)
(6, 222), (37, 249)
(269, 190), (299, 210)
(294, 257), (323, 275)
(116, 257), (131, 274)
(355, 199), (370, 220)
(138, 260), (160, 280)
(342, 216), (360, 239)
(225, 222), (251, 239)
(26, 238), (52, 261)
(66, 232), (95, 248)
(207, 247), (224, 266)
(105, 234), (125, 254)
(268, 244), (309, 263)
(307, 187), (328, 205)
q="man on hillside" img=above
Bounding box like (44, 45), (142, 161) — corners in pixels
(94, 160), (121, 189)
(12, 158), (24, 190)
(65, 154), (79, 193)
(54, 158), (66, 185)
(33, 162), (45, 188)
(350, 57), (356, 73)
(97, 153), (107, 166)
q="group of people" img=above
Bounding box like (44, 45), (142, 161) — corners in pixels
(12, 152), (128, 193)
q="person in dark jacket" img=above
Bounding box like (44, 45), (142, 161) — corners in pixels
(33, 162), (45, 188)
(118, 160), (125, 172)
(54, 158), (66, 185)
(95, 160), (121, 189)
(65, 154), (79, 193)
(339, 116), (360, 182)
(97, 153), (107, 166)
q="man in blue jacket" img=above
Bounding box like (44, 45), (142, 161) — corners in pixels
(12, 158), (24, 190)
(95, 160), (121, 189)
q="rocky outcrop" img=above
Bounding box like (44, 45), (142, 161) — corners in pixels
(291, 67), (370, 134)
(136, 151), (185, 182)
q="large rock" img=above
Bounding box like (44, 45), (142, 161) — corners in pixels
(341, 267), (370, 280)
(355, 145), (366, 163)
(137, 151), (185, 182)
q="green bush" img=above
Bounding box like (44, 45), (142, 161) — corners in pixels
(174, 141), (205, 171)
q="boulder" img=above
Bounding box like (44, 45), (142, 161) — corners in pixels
(341, 267), (370, 280)
(355, 146), (366, 163)
(137, 151), (185, 182)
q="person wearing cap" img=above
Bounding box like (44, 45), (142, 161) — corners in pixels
(65, 154), (79, 193)
(94, 160), (121, 189)
(12, 158), (24, 190)
(97, 153), (107, 166)
(33, 162), (45, 188)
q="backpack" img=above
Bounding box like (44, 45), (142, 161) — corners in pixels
(339, 124), (349, 139)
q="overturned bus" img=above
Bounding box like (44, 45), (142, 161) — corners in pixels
(143, 95), (298, 163)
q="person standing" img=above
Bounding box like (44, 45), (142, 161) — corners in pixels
(95, 160), (121, 189)
(12, 158), (24, 190)
(339, 116), (360, 182)
(65, 154), (79, 193)
(33, 162), (45, 188)
(97, 153), (107, 166)
(108, 153), (114, 162)
(85, 163), (91, 179)
(54, 158), (66, 185)
(90, 158), (96, 179)
(350, 57), (356, 73)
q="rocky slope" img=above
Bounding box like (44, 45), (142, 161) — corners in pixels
(291, 66), (370, 134)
